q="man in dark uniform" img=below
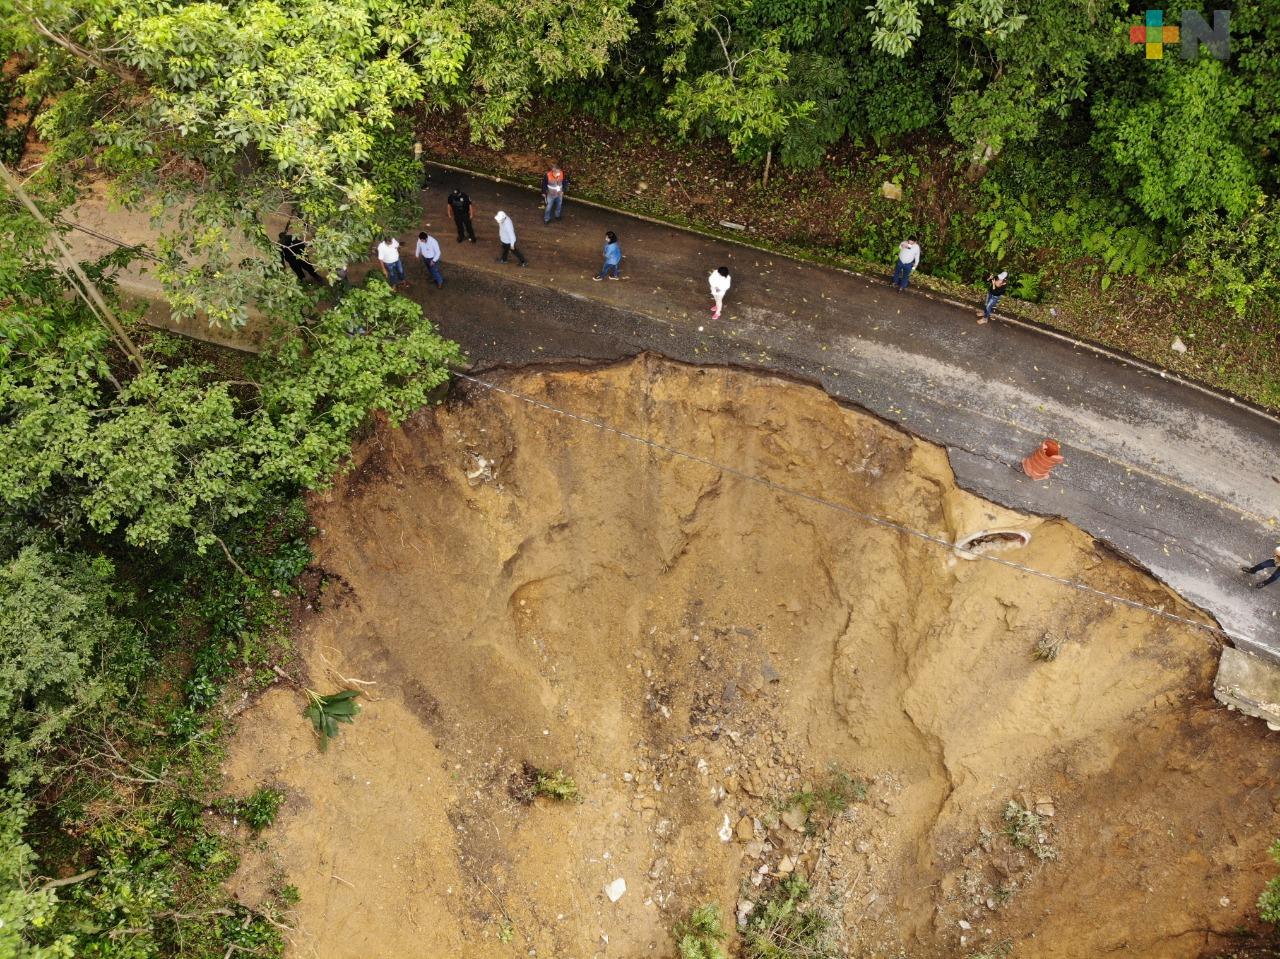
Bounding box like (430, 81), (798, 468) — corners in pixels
(446, 188), (477, 243)
(279, 228), (321, 282)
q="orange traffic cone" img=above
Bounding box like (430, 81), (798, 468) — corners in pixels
(1022, 439), (1064, 480)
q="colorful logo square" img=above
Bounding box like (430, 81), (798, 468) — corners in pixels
(1131, 11), (1180, 58)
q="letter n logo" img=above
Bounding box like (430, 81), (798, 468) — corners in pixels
(1181, 10), (1230, 60)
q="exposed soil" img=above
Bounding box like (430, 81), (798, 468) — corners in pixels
(223, 356), (1280, 958)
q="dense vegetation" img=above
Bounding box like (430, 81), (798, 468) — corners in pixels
(5, 0), (1278, 326)
(0, 172), (461, 955)
(1, 0), (1278, 955)
(563, 0), (1279, 315)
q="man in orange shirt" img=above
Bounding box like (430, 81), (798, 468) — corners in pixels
(542, 160), (569, 224)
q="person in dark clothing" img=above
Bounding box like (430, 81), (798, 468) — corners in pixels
(447, 189), (477, 243)
(977, 270), (1007, 323)
(1242, 546), (1280, 589)
(279, 229), (321, 282)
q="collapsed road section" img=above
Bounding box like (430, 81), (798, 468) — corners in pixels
(225, 356), (1279, 959)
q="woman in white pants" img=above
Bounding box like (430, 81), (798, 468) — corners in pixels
(708, 266), (731, 319)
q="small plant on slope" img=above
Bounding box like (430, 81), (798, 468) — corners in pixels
(1259, 839), (1280, 922)
(743, 875), (839, 959)
(534, 768), (582, 802)
(787, 765), (868, 818)
(305, 689), (360, 751)
(1002, 800), (1057, 861)
(676, 903), (728, 959)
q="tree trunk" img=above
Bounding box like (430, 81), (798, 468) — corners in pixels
(965, 141), (996, 182)
(0, 160), (147, 371)
(762, 146), (773, 187)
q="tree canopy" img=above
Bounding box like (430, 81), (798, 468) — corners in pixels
(6, 0), (1277, 317)
(6, 0), (633, 321)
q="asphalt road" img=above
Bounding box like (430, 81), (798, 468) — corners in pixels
(66, 164), (1280, 661)
(393, 166), (1280, 660)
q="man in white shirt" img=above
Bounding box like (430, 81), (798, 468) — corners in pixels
(415, 231), (443, 288)
(708, 266), (731, 319)
(892, 236), (921, 291)
(376, 235), (405, 288)
(493, 211), (528, 266)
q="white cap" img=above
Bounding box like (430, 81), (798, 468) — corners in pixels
(997, 271), (1008, 280)
(494, 211), (506, 221)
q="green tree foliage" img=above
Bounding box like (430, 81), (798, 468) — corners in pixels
(0, 799), (76, 959)
(1092, 59), (1262, 226)
(661, 28), (809, 164)
(1179, 201), (1280, 316)
(0, 283), (461, 550)
(8, 0), (633, 323)
(658, 2), (813, 164)
(0, 546), (143, 786)
(0, 194), (452, 955)
(939, 0), (1125, 173)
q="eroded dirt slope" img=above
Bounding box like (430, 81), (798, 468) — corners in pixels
(224, 355), (1280, 959)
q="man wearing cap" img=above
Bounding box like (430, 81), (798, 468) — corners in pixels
(1242, 546), (1280, 589)
(494, 211), (528, 266)
(978, 271), (1008, 324)
(447, 188), (477, 243)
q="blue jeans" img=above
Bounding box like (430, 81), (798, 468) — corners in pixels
(596, 261), (619, 279)
(983, 292), (1003, 318)
(384, 259), (405, 285)
(419, 255), (443, 286)
(1246, 559), (1280, 587)
(892, 260), (914, 289)
(544, 192), (563, 222)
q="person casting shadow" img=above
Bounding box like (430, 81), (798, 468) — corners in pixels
(1242, 546), (1280, 589)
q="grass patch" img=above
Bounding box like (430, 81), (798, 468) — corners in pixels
(1002, 800), (1057, 862)
(786, 766), (867, 819)
(967, 943), (1013, 959)
(226, 786), (287, 833)
(533, 768), (581, 802)
(676, 903), (728, 959)
(511, 762), (582, 803)
(742, 876), (839, 959)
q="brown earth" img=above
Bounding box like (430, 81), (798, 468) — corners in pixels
(223, 355), (1280, 959)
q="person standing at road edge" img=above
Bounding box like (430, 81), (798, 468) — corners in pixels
(1242, 546), (1280, 589)
(416, 231), (443, 288)
(494, 211), (528, 266)
(978, 271), (1008, 323)
(709, 266), (731, 319)
(447, 188), (477, 243)
(594, 231), (622, 280)
(542, 160), (568, 224)
(892, 236), (921, 291)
